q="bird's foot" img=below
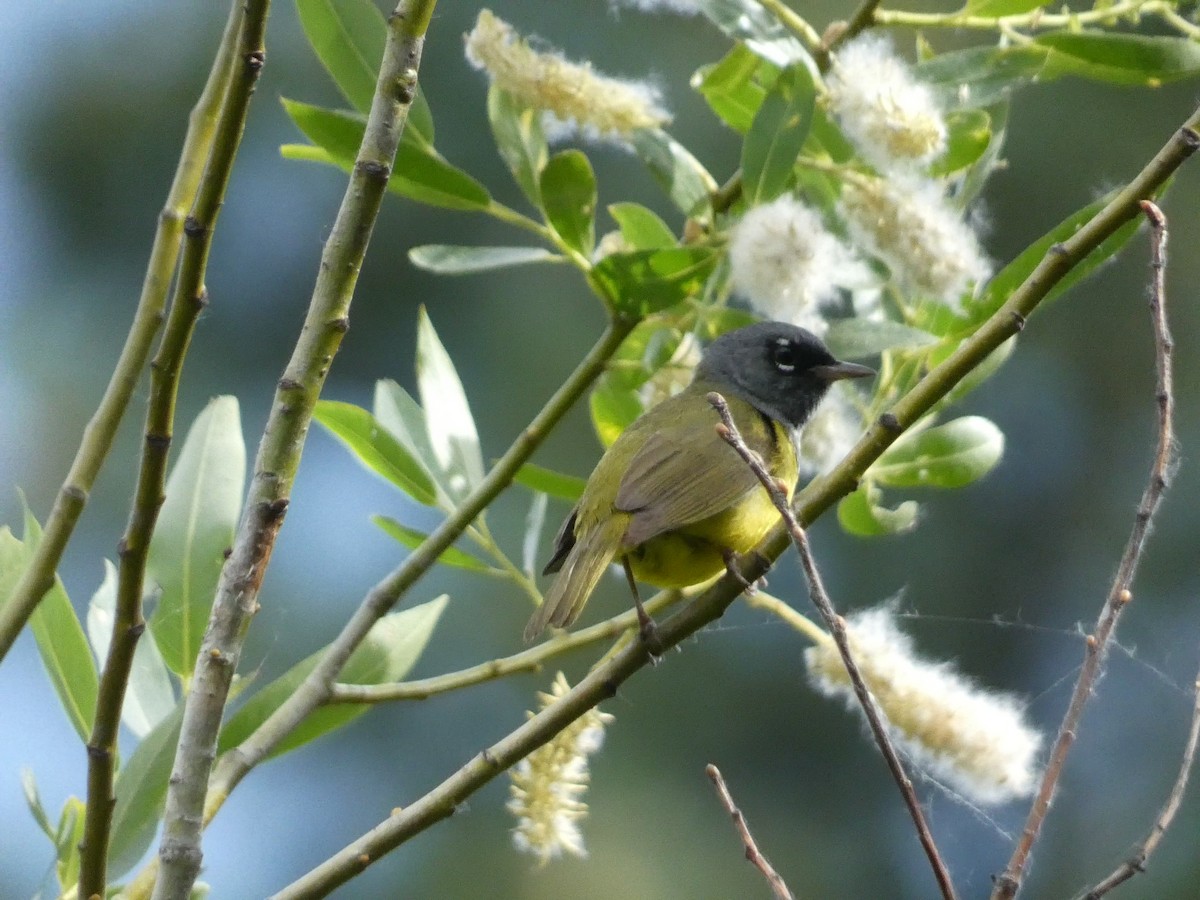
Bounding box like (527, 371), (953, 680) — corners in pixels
(723, 549), (769, 594)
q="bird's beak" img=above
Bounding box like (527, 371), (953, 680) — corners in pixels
(811, 361), (875, 382)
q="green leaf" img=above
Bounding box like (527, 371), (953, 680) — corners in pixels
(371, 516), (499, 574)
(87, 560), (176, 738)
(3, 514), (98, 745)
(837, 487), (919, 536)
(408, 245), (562, 274)
(742, 64), (815, 205)
(218, 596), (448, 758)
(591, 247), (718, 317)
(147, 397), (245, 679)
(940, 334), (1017, 404)
(54, 796), (86, 892)
(696, 0), (812, 67)
(488, 86), (548, 207)
(372, 380), (439, 487)
(108, 702), (185, 879)
(930, 109), (992, 177)
(281, 99), (489, 210)
(972, 188), (1141, 321)
(513, 463), (588, 502)
(871, 416), (1004, 489)
(824, 319), (938, 360)
(630, 128), (717, 218)
(608, 203), (677, 250)
(314, 400), (438, 504)
(21, 769), (55, 841)
(693, 43), (779, 133)
(539, 150), (598, 255)
(590, 381), (644, 448)
(1036, 32), (1200, 86)
(417, 308), (485, 498)
(296, 0), (386, 114)
(919, 45), (1049, 108)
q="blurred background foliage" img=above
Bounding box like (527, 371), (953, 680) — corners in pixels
(2, 1), (1200, 897)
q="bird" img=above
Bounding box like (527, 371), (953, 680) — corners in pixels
(523, 320), (873, 645)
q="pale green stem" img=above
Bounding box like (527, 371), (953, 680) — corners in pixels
(327, 590), (679, 704)
(757, 0), (824, 51)
(874, 0), (1162, 31)
(0, 2), (243, 663)
(269, 102), (1200, 900)
(150, 3), (440, 898)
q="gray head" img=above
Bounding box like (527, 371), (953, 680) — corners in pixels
(694, 321), (874, 428)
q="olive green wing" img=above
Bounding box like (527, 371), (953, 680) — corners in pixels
(615, 422), (764, 548)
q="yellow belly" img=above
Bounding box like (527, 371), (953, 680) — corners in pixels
(624, 485), (786, 588)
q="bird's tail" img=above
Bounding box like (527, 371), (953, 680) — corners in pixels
(523, 517), (624, 643)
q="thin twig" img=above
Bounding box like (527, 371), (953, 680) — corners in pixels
(77, 6), (269, 898)
(990, 200), (1178, 899)
(265, 105), (1198, 899)
(328, 590), (679, 704)
(706, 764), (795, 900)
(1083, 663), (1200, 898)
(151, 3), (437, 898)
(0, 2), (245, 664)
(707, 392), (957, 900)
(1082, 204), (1193, 900)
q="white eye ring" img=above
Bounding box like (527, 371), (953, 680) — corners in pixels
(772, 338), (796, 373)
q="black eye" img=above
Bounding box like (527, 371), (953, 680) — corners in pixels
(770, 338), (798, 373)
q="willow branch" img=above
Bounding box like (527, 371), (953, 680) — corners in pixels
(209, 318), (634, 796)
(709, 392), (956, 900)
(1083, 660), (1200, 898)
(76, 7), (269, 897)
(268, 103), (1198, 899)
(874, 0), (1168, 32)
(0, 2), (245, 664)
(1084, 211), (1195, 900)
(150, 3), (438, 898)
(328, 589), (678, 704)
(991, 200), (1179, 900)
(707, 764), (795, 900)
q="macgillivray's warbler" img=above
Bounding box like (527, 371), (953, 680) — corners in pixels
(524, 321), (873, 644)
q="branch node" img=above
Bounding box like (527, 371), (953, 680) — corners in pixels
(877, 412), (902, 433)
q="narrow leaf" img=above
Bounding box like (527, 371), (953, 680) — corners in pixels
(372, 380), (441, 492)
(314, 400), (438, 504)
(694, 43), (779, 133)
(409, 245), (561, 274)
(372, 516), (499, 574)
(281, 99), (489, 210)
(296, 0), (386, 114)
(972, 188), (1141, 321)
(488, 86), (548, 207)
(218, 596), (449, 757)
(147, 397), (245, 679)
(630, 128), (717, 218)
(21, 769), (55, 841)
(742, 65), (815, 205)
(88, 560), (176, 738)
(696, 0), (811, 67)
(108, 702), (185, 878)
(523, 492), (549, 581)
(930, 108), (992, 177)
(1036, 32), (1200, 86)
(513, 463), (588, 502)
(4, 515), (98, 745)
(823, 319), (938, 360)
(608, 202), (676, 250)
(871, 416), (1005, 489)
(962, 0), (1046, 16)
(416, 309), (486, 498)
(540, 150), (598, 255)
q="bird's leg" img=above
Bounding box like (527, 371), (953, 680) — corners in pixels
(622, 557), (663, 657)
(722, 548), (769, 594)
